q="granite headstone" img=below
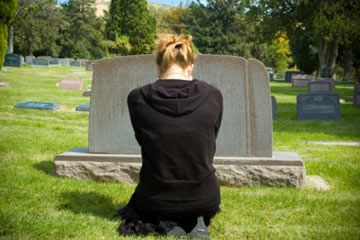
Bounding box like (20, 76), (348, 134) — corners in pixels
(76, 103), (90, 112)
(55, 55), (305, 187)
(353, 83), (360, 107)
(271, 96), (277, 120)
(297, 93), (340, 120)
(25, 56), (34, 64)
(292, 74), (313, 87)
(4, 53), (22, 67)
(285, 71), (303, 83)
(15, 101), (59, 110)
(33, 58), (49, 67)
(69, 60), (81, 67)
(307, 80), (333, 93)
(49, 58), (59, 65)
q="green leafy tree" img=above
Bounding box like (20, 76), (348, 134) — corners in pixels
(60, 0), (107, 59)
(255, 0), (360, 78)
(106, 0), (156, 54)
(0, 0), (18, 69)
(13, 1), (64, 56)
(181, 0), (253, 57)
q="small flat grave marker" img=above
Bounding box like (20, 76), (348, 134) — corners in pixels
(15, 101), (59, 110)
(59, 79), (83, 90)
(0, 82), (10, 87)
(297, 93), (340, 120)
(76, 103), (90, 112)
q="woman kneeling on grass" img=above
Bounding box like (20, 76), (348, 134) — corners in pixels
(116, 34), (223, 239)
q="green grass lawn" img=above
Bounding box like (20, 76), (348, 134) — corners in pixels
(0, 66), (359, 240)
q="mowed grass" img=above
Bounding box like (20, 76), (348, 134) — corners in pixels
(0, 66), (360, 240)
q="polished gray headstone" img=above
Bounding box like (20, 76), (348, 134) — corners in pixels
(89, 55), (272, 157)
(297, 93), (341, 120)
(4, 53), (22, 67)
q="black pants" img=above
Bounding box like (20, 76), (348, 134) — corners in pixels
(117, 192), (220, 234)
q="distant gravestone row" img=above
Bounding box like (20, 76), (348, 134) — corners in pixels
(4, 53), (93, 68)
(297, 79), (340, 120)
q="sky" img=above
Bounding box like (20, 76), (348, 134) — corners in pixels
(58, 0), (207, 6)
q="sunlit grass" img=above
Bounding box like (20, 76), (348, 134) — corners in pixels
(0, 66), (359, 239)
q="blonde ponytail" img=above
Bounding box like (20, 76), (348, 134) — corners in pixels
(155, 34), (195, 78)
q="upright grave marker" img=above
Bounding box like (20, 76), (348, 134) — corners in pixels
(69, 60), (81, 66)
(55, 55), (305, 187)
(49, 58), (59, 65)
(292, 74), (313, 88)
(285, 70), (303, 83)
(354, 83), (360, 107)
(25, 56), (34, 64)
(297, 79), (340, 120)
(4, 53), (22, 67)
(33, 58), (49, 67)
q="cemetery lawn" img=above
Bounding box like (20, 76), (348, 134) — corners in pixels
(0, 66), (360, 240)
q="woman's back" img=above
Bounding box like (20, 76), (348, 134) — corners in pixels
(128, 78), (222, 202)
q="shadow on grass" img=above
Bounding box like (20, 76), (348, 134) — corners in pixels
(58, 191), (126, 220)
(34, 160), (55, 176)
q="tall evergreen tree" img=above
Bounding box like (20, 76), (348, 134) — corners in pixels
(0, 0), (18, 69)
(106, 0), (156, 54)
(60, 0), (106, 59)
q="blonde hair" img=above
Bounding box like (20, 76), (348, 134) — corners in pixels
(155, 34), (195, 78)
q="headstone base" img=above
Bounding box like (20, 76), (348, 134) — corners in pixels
(54, 148), (305, 187)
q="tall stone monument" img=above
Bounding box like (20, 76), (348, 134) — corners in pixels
(55, 55), (305, 187)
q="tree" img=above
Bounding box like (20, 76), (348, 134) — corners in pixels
(60, 0), (107, 59)
(255, 0), (360, 78)
(106, 0), (156, 54)
(13, 1), (64, 56)
(182, 0), (253, 57)
(0, 0), (18, 69)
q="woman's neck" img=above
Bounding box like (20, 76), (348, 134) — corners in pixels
(161, 64), (193, 80)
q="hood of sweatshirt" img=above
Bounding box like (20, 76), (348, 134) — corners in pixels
(140, 79), (212, 117)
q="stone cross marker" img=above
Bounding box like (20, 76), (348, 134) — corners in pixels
(59, 79), (83, 90)
(55, 54), (305, 187)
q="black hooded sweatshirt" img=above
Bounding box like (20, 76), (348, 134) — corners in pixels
(127, 79), (223, 207)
